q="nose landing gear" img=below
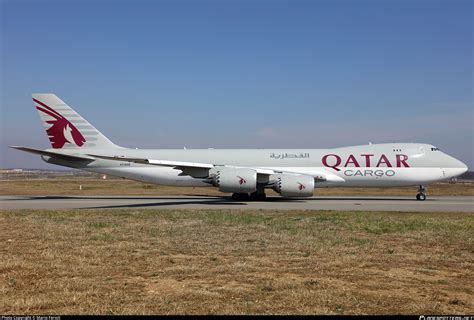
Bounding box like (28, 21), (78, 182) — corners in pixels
(416, 185), (427, 201)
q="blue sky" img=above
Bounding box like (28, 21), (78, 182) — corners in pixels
(1, 0), (472, 169)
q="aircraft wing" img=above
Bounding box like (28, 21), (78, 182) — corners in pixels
(88, 154), (344, 182)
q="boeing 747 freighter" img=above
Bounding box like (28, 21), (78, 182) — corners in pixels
(11, 94), (468, 201)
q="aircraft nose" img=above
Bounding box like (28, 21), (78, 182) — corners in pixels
(447, 156), (468, 177)
(460, 162), (468, 174)
(455, 158), (468, 172)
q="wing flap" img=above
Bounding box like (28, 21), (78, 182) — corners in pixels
(88, 154), (214, 168)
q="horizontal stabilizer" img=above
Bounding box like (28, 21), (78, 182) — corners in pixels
(10, 146), (94, 162)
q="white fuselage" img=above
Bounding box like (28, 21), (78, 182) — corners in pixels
(44, 143), (468, 188)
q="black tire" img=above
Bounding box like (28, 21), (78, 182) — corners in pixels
(240, 193), (250, 201)
(250, 192), (267, 201)
(416, 193), (427, 201)
(249, 192), (259, 201)
(232, 193), (240, 200)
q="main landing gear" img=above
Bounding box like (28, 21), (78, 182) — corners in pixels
(232, 191), (267, 201)
(232, 193), (248, 201)
(416, 185), (427, 201)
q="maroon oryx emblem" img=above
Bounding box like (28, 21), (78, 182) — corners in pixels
(34, 98), (86, 148)
(237, 176), (246, 185)
(297, 182), (305, 190)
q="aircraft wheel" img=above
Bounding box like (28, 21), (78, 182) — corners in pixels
(240, 193), (250, 201)
(250, 192), (267, 201)
(416, 193), (426, 201)
(232, 193), (250, 201)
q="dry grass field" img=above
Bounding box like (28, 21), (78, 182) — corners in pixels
(1, 209), (473, 315)
(1, 178), (473, 196)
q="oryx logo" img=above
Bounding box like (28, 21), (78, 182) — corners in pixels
(297, 182), (306, 190)
(34, 98), (86, 148)
(237, 176), (247, 185)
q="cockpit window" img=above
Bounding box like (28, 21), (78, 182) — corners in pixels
(431, 147), (440, 151)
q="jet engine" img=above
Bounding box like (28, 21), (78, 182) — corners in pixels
(273, 174), (314, 197)
(209, 167), (257, 193)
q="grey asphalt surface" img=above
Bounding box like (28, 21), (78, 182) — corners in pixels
(1, 195), (473, 212)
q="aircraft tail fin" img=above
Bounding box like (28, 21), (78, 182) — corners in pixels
(32, 94), (120, 149)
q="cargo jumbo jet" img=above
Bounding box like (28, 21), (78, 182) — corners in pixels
(11, 94), (468, 201)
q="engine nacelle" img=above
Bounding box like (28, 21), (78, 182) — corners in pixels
(273, 174), (315, 197)
(209, 167), (257, 193)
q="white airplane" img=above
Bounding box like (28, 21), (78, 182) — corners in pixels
(11, 94), (468, 201)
